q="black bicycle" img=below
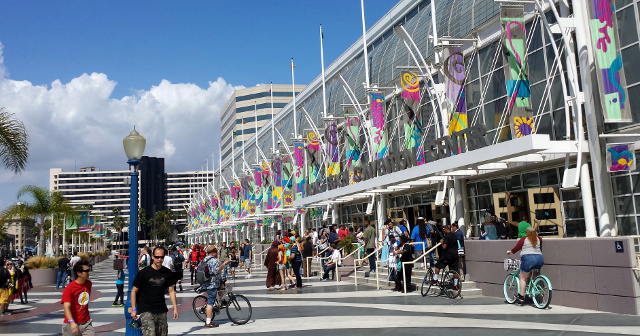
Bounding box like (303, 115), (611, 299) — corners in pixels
(420, 266), (462, 299)
(192, 280), (252, 325)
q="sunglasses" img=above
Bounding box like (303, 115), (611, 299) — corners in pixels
(153, 255), (165, 259)
(78, 269), (91, 273)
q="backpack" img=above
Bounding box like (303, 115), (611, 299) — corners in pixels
(171, 252), (185, 270)
(195, 256), (214, 285)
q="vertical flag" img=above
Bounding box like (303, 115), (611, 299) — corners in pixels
(345, 114), (361, 184)
(370, 92), (388, 159)
(325, 119), (340, 176)
(443, 46), (468, 138)
(254, 167), (263, 214)
(293, 141), (306, 199)
(306, 132), (321, 184)
(400, 71), (424, 164)
(500, 5), (535, 139)
(282, 156), (294, 207)
(272, 155), (283, 209)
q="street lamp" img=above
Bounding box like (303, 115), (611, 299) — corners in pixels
(123, 128), (145, 336)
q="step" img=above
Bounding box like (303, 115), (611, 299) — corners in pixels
(346, 275), (483, 297)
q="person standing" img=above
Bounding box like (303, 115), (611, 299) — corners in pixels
(301, 236), (313, 278)
(69, 253), (81, 280)
(243, 239), (253, 279)
(364, 220), (377, 274)
(219, 242), (230, 278)
(289, 238), (303, 288)
(518, 215), (536, 238)
(202, 246), (229, 328)
(17, 261), (32, 304)
(239, 242), (246, 271)
(139, 248), (151, 270)
(112, 268), (125, 307)
(61, 260), (94, 335)
(170, 247), (185, 292)
(410, 218), (430, 268)
(263, 242), (280, 290)
(0, 263), (10, 316)
(189, 245), (202, 285)
(57, 254), (70, 289)
(393, 236), (414, 292)
(131, 247), (179, 336)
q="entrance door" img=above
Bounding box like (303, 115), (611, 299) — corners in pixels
(493, 192), (528, 238)
(527, 187), (562, 237)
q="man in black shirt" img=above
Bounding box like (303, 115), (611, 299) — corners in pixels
(432, 225), (459, 286)
(131, 247), (179, 336)
(57, 254), (70, 289)
(302, 237), (313, 277)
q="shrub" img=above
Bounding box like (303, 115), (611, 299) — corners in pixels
(337, 234), (359, 255)
(25, 256), (58, 269)
(78, 253), (90, 261)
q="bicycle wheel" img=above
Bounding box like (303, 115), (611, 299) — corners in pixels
(226, 294), (252, 325)
(503, 273), (519, 304)
(192, 295), (208, 322)
(443, 271), (461, 299)
(531, 277), (552, 309)
(421, 268), (434, 297)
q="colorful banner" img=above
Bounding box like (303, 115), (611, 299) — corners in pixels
(370, 92), (388, 159)
(500, 5), (535, 139)
(261, 161), (273, 210)
(293, 141), (306, 200)
(78, 211), (92, 232)
(400, 72), (424, 164)
(272, 156), (283, 209)
(282, 155), (294, 207)
(325, 119), (340, 176)
(588, 0), (632, 122)
(306, 132), (322, 184)
(254, 167), (263, 214)
(443, 46), (468, 137)
(345, 114), (361, 184)
(606, 143), (636, 172)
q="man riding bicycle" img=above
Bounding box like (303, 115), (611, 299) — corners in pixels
(432, 225), (459, 289)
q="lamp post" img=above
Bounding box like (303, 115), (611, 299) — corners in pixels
(123, 128), (145, 336)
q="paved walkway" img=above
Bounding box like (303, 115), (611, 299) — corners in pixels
(1, 257), (640, 335)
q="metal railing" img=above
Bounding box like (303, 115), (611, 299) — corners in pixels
(253, 248), (269, 270)
(335, 243), (363, 284)
(353, 245), (383, 288)
(402, 243), (441, 294)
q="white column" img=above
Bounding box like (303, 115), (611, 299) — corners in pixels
(332, 204), (338, 226)
(260, 225), (265, 242)
(376, 194), (387, 240)
(453, 178), (466, 232)
(300, 211), (306, 236)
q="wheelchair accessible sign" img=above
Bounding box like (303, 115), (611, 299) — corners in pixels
(615, 241), (624, 253)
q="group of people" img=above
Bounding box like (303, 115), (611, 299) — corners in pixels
(0, 258), (32, 316)
(263, 230), (308, 290)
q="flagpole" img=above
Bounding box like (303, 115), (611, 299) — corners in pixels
(360, 0), (370, 89)
(271, 82), (276, 154)
(219, 144), (223, 189)
(291, 58), (298, 138)
(231, 126), (236, 179)
(320, 24), (328, 119)
(241, 117), (246, 172)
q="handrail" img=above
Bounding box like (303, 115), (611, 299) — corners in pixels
(335, 243), (363, 283)
(353, 245), (383, 288)
(254, 248), (269, 270)
(402, 243), (441, 294)
(316, 245), (348, 280)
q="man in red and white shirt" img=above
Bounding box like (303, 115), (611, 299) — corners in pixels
(61, 259), (94, 336)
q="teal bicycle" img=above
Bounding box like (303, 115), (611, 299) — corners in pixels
(503, 257), (552, 309)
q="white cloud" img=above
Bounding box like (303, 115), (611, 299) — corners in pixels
(0, 42), (243, 209)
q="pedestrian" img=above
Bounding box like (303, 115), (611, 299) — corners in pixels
(518, 215), (536, 238)
(393, 235), (414, 292)
(162, 250), (173, 271)
(264, 241), (281, 290)
(189, 244), (202, 285)
(88, 255), (94, 271)
(397, 219), (411, 239)
(5, 262), (17, 306)
(364, 220), (377, 274)
(239, 242), (246, 271)
(17, 261), (32, 304)
(243, 239), (253, 279)
(302, 236), (313, 278)
(139, 248), (151, 270)
(69, 252), (81, 280)
(61, 260), (94, 335)
(410, 218), (430, 268)
(219, 242), (230, 278)
(202, 246), (229, 328)
(289, 238), (303, 288)
(113, 268), (125, 307)
(276, 244), (288, 290)
(0, 262), (10, 316)
(57, 254), (70, 289)
(169, 246), (185, 292)
(228, 249), (238, 280)
(131, 247), (179, 336)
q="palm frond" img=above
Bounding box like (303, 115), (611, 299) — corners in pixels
(0, 108), (29, 174)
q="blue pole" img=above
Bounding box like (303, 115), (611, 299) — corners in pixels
(124, 159), (142, 336)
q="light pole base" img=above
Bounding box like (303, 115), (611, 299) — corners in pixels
(124, 289), (142, 336)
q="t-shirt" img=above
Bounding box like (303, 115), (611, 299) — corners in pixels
(442, 232), (459, 259)
(328, 232), (339, 244)
(116, 269), (125, 285)
(0, 268), (9, 288)
(338, 229), (348, 239)
(219, 247), (230, 262)
(58, 257), (70, 271)
(410, 226), (429, 250)
(139, 254), (150, 268)
(385, 226), (402, 240)
(162, 256), (173, 270)
(289, 244), (303, 262)
(398, 225), (409, 237)
(400, 243), (414, 263)
(302, 242), (313, 258)
(330, 249), (341, 266)
(518, 221), (531, 238)
(203, 256), (221, 290)
(243, 244), (252, 259)
(61, 280), (92, 324)
(69, 256), (81, 267)
(133, 266), (175, 314)
(364, 226), (376, 249)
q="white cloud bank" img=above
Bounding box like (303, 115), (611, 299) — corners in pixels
(0, 42), (242, 209)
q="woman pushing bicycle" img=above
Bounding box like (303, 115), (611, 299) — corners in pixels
(507, 226), (544, 304)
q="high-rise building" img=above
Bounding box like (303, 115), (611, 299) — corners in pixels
(220, 84), (306, 162)
(1, 218), (36, 253)
(165, 171), (213, 226)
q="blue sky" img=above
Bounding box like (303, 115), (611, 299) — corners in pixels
(0, 1), (398, 210)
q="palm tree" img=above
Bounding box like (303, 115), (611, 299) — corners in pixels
(1, 185), (66, 255)
(112, 207), (125, 250)
(0, 108), (29, 174)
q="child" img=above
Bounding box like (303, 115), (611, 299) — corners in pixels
(229, 249), (239, 280)
(112, 268), (124, 307)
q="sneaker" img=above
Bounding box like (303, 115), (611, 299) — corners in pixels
(515, 294), (525, 304)
(119, 303), (125, 307)
(2, 312), (10, 316)
(204, 322), (219, 328)
(321, 278), (328, 281)
(247, 274), (253, 279)
(112, 303), (119, 307)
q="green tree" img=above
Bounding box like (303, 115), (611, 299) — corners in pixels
(112, 207), (126, 249)
(0, 108), (29, 174)
(153, 209), (175, 245)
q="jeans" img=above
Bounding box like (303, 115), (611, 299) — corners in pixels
(366, 248), (376, 272)
(292, 260), (302, 287)
(520, 254), (544, 273)
(56, 270), (67, 289)
(322, 264), (336, 280)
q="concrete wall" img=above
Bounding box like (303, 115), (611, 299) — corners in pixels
(465, 237), (640, 315)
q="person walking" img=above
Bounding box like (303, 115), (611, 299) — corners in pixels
(69, 252), (81, 280)
(364, 220), (377, 274)
(289, 238), (303, 288)
(189, 245), (202, 285)
(139, 248), (151, 270)
(243, 239), (253, 279)
(302, 236), (313, 278)
(17, 261), (32, 304)
(112, 268), (125, 307)
(228, 249), (238, 280)
(202, 246), (229, 328)
(57, 254), (70, 289)
(170, 246), (185, 292)
(219, 242), (230, 278)
(0, 263), (10, 316)
(61, 260), (94, 335)
(131, 247), (179, 336)
(239, 242), (246, 271)
(264, 241), (281, 290)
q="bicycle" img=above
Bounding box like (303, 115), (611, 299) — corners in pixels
(192, 279), (252, 325)
(503, 257), (552, 309)
(420, 264), (462, 299)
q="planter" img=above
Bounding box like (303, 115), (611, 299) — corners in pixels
(29, 268), (58, 287)
(337, 254), (356, 281)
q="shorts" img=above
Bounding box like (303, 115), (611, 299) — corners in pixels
(520, 254), (544, 273)
(0, 288), (9, 304)
(139, 312), (168, 336)
(174, 270), (183, 281)
(240, 256), (246, 262)
(435, 256), (459, 273)
(278, 264), (286, 270)
(62, 320), (95, 336)
(245, 260), (252, 269)
(206, 289), (218, 305)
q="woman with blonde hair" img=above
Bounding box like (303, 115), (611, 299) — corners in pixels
(507, 226), (544, 304)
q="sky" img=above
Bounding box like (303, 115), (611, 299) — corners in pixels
(0, 1), (397, 210)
